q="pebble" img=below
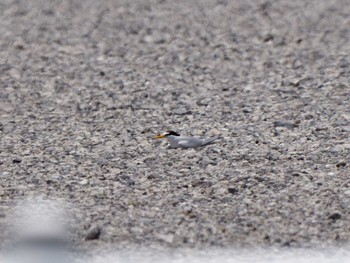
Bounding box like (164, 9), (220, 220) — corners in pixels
(328, 212), (341, 221)
(228, 188), (238, 195)
(155, 233), (174, 244)
(79, 179), (89, 185)
(336, 161), (347, 168)
(273, 121), (295, 130)
(173, 107), (190, 115)
(201, 156), (216, 166)
(84, 225), (101, 241)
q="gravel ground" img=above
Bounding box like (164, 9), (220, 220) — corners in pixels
(0, 0), (349, 249)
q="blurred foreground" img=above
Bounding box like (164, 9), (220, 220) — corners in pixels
(2, 199), (350, 263)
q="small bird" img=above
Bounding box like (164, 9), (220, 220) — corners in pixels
(154, 130), (220, 149)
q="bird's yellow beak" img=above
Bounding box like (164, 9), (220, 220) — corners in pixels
(154, 134), (166, 139)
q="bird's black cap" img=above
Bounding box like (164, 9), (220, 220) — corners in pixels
(166, 131), (180, 136)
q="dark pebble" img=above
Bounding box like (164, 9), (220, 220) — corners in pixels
(336, 161), (347, 168)
(328, 212), (341, 221)
(84, 225), (101, 241)
(228, 188), (238, 194)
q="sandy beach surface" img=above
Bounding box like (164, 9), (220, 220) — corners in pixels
(0, 0), (349, 250)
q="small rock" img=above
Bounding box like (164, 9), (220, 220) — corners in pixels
(79, 179), (89, 185)
(144, 35), (154, 43)
(242, 107), (252, 113)
(267, 152), (279, 161)
(336, 161), (347, 168)
(192, 180), (211, 188)
(183, 206), (192, 215)
(84, 225), (101, 241)
(228, 187), (238, 194)
(197, 98), (211, 106)
(173, 107), (190, 115)
(155, 233), (174, 243)
(263, 33), (274, 42)
(201, 156), (216, 166)
(274, 121), (295, 130)
(328, 212), (341, 221)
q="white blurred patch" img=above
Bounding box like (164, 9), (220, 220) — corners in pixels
(9, 198), (72, 243)
(90, 247), (350, 263)
(4, 198), (73, 263)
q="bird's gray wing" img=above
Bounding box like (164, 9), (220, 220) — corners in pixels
(178, 138), (202, 148)
(201, 136), (220, 146)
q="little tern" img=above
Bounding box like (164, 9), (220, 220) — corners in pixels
(154, 131), (220, 149)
